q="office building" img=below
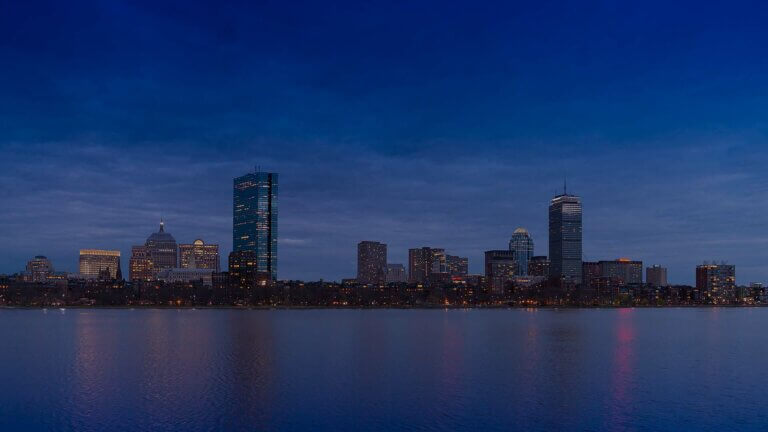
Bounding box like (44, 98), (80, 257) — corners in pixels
(408, 247), (447, 284)
(179, 239), (220, 271)
(528, 256), (550, 278)
(646, 265), (668, 287)
(446, 255), (469, 277)
(24, 256), (53, 282)
(79, 249), (121, 280)
(509, 228), (534, 275)
(357, 241), (387, 285)
(696, 263), (736, 298)
(386, 264), (407, 283)
(600, 259), (643, 285)
(484, 250), (516, 294)
(229, 250), (271, 290)
(156, 268), (214, 286)
(234, 170), (278, 280)
(129, 246), (152, 282)
(549, 191), (582, 281)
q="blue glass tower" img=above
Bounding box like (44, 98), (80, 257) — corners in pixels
(233, 171), (278, 280)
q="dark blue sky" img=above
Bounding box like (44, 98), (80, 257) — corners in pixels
(2, 1), (768, 284)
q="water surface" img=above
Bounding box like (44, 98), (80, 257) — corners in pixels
(0, 308), (765, 431)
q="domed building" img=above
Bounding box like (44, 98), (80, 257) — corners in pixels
(145, 220), (178, 272)
(129, 221), (178, 281)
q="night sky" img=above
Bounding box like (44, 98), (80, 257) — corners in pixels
(2, 1), (768, 284)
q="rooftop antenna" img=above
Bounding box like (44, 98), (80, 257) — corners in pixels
(564, 177), (567, 195)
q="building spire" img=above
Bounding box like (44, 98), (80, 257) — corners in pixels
(159, 218), (165, 233)
(564, 177), (567, 195)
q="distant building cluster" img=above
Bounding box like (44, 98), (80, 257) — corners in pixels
(6, 170), (755, 308)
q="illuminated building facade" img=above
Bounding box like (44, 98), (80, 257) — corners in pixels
(233, 170), (278, 280)
(25, 256), (53, 282)
(446, 255), (468, 276)
(696, 263), (736, 298)
(549, 192), (582, 281)
(646, 265), (668, 287)
(229, 250), (271, 290)
(357, 241), (387, 285)
(484, 250), (516, 294)
(129, 246), (152, 281)
(509, 228), (534, 275)
(408, 247), (447, 284)
(179, 239), (220, 271)
(79, 249), (121, 279)
(600, 259), (643, 285)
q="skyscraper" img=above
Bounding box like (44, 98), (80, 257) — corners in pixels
(446, 255), (469, 277)
(696, 263), (736, 298)
(179, 239), (220, 271)
(233, 170), (278, 280)
(646, 265), (668, 287)
(357, 241), (387, 284)
(129, 221), (178, 281)
(548, 191), (582, 282)
(484, 250), (516, 294)
(509, 228), (534, 276)
(408, 247), (447, 284)
(145, 221), (178, 272)
(79, 249), (121, 279)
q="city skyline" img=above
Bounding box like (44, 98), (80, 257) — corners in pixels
(3, 2), (768, 284)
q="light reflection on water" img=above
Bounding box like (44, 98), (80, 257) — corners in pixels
(1, 308), (768, 431)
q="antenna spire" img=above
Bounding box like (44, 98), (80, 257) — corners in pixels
(564, 177), (567, 195)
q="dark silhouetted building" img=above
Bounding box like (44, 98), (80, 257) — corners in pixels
(485, 250), (516, 294)
(600, 259), (643, 285)
(509, 228), (534, 275)
(549, 192), (582, 282)
(179, 239), (220, 271)
(229, 250), (270, 291)
(646, 265), (668, 287)
(79, 249), (121, 280)
(357, 241), (387, 285)
(528, 256), (550, 278)
(386, 264), (406, 283)
(446, 255), (468, 277)
(408, 247), (447, 284)
(234, 170), (278, 280)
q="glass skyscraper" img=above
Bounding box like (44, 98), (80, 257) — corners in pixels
(509, 228), (534, 276)
(548, 193), (582, 282)
(233, 170), (278, 280)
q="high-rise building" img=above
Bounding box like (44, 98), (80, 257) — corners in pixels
(386, 264), (407, 283)
(129, 246), (152, 282)
(646, 265), (668, 287)
(357, 241), (387, 284)
(696, 263), (736, 298)
(600, 259), (643, 285)
(145, 221), (178, 272)
(234, 170), (278, 280)
(129, 221), (178, 281)
(79, 250), (121, 280)
(228, 250), (271, 291)
(528, 256), (550, 278)
(446, 255), (469, 277)
(484, 250), (516, 294)
(509, 228), (534, 276)
(549, 191), (582, 282)
(408, 247), (447, 284)
(179, 239), (220, 271)
(24, 256), (53, 282)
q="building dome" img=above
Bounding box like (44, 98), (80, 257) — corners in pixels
(146, 221), (177, 244)
(193, 239), (204, 246)
(513, 227), (529, 235)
